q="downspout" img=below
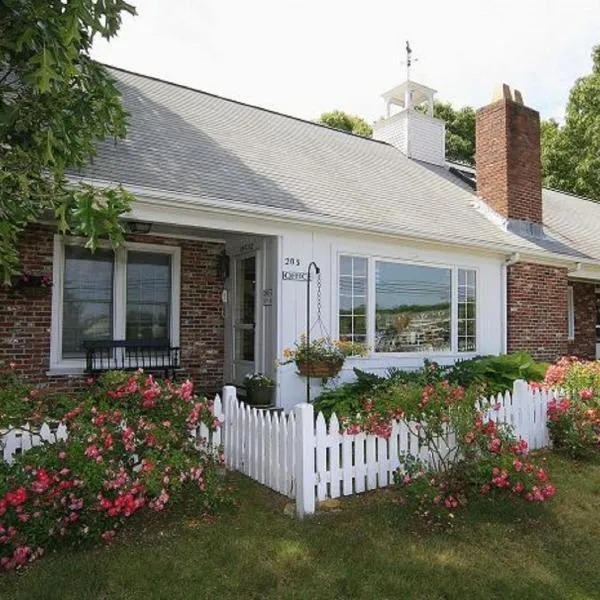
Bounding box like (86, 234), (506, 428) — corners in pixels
(502, 253), (521, 354)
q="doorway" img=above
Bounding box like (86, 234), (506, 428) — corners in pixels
(232, 253), (258, 384)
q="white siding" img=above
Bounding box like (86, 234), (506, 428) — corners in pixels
(373, 109), (445, 167)
(276, 228), (504, 409)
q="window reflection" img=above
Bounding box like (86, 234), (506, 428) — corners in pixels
(375, 262), (451, 353)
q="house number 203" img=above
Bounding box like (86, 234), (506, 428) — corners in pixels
(284, 257), (301, 267)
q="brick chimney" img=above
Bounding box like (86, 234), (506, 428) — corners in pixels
(475, 84), (542, 223)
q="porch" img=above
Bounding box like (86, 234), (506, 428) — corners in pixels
(0, 221), (280, 398)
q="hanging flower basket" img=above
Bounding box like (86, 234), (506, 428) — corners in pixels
(297, 360), (343, 379)
(11, 273), (53, 297)
(281, 336), (368, 381)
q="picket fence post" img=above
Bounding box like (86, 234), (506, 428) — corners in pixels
(221, 385), (237, 466)
(294, 403), (315, 518)
(512, 379), (530, 442)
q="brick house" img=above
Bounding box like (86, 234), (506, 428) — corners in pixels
(2, 68), (599, 408)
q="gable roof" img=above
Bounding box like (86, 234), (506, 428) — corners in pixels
(76, 66), (600, 266)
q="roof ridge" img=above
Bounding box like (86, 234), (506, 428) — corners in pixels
(543, 186), (599, 205)
(100, 62), (391, 146)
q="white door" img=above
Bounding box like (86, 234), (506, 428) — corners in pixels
(232, 254), (258, 384)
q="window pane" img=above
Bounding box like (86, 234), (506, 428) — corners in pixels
(62, 247), (114, 358)
(458, 268), (477, 353)
(338, 256), (368, 342)
(375, 262), (451, 353)
(126, 251), (171, 341)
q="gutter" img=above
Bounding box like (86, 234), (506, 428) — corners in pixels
(501, 253), (521, 354)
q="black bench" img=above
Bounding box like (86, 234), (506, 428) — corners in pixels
(83, 339), (181, 379)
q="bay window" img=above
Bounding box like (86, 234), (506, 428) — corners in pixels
(51, 237), (180, 372)
(338, 255), (478, 354)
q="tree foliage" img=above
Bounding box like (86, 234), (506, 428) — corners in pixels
(431, 101), (476, 165)
(0, 0), (137, 283)
(318, 110), (373, 137)
(541, 45), (600, 201)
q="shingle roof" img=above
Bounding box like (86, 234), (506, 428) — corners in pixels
(76, 66), (600, 264)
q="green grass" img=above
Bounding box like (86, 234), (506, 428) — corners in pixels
(2, 453), (600, 600)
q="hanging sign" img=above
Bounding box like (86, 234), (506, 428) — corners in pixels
(282, 271), (309, 282)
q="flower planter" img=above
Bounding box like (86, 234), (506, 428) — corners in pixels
(297, 360), (342, 379)
(246, 387), (274, 407)
(12, 275), (52, 297)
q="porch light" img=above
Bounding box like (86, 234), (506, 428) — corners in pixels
(217, 250), (230, 279)
(126, 221), (153, 234)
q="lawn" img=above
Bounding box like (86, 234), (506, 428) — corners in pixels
(2, 453), (600, 600)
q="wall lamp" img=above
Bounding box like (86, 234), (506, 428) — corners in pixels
(126, 221), (153, 234)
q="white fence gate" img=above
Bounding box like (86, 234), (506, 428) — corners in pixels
(220, 380), (558, 517)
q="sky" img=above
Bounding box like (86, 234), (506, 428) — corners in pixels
(92, 0), (600, 124)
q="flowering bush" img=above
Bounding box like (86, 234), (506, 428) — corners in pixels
(0, 370), (231, 571)
(547, 393), (600, 459)
(543, 357), (600, 459)
(0, 362), (80, 430)
(326, 378), (555, 524)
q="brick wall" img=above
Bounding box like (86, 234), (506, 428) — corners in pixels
(476, 98), (542, 223)
(0, 226), (226, 395)
(507, 262), (568, 361)
(567, 280), (597, 360)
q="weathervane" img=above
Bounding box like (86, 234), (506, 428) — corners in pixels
(402, 40), (418, 80)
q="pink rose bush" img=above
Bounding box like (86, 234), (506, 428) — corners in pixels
(0, 370), (230, 571)
(544, 357), (600, 458)
(326, 379), (555, 525)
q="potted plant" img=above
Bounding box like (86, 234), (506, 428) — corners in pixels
(244, 373), (276, 407)
(282, 336), (368, 381)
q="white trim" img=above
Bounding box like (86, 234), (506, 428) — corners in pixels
(50, 236), (181, 372)
(567, 285), (575, 341)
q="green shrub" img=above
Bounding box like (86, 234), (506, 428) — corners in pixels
(446, 352), (547, 395)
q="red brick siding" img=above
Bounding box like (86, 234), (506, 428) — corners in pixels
(0, 226), (225, 395)
(476, 99), (542, 223)
(507, 262), (568, 360)
(567, 280), (597, 360)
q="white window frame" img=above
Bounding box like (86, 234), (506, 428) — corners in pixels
(49, 235), (181, 374)
(336, 253), (479, 357)
(567, 285), (575, 341)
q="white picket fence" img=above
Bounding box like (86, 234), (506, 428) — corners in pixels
(1, 422), (69, 464)
(219, 380), (558, 517)
(1, 382), (558, 518)
(1, 395), (224, 465)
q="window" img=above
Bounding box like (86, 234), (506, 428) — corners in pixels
(51, 238), (180, 371)
(339, 256), (367, 343)
(126, 252), (171, 341)
(63, 247), (114, 358)
(567, 286), (575, 341)
(375, 261), (451, 353)
(337, 255), (478, 355)
(458, 269), (477, 352)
